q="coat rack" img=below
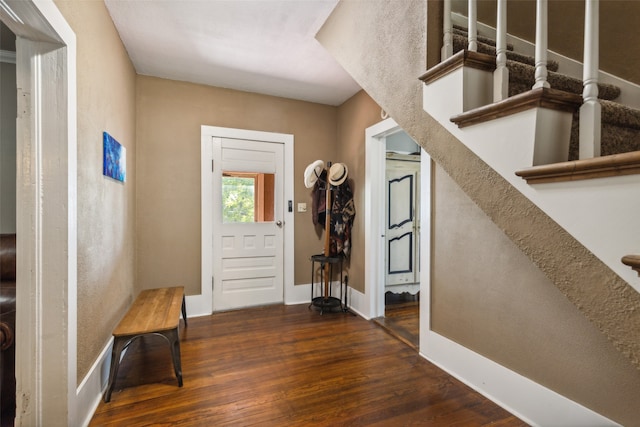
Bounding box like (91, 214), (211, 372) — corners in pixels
(322, 161), (333, 302)
(304, 159), (351, 313)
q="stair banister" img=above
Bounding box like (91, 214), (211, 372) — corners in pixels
(442, 0), (453, 59)
(467, 0), (478, 52)
(493, 0), (508, 101)
(579, 0), (602, 158)
(533, 0), (550, 89)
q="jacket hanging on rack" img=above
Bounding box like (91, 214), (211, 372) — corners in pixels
(311, 170), (328, 228)
(330, 180), (355, 257)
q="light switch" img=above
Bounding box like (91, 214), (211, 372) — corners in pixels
(297, 203), (307, 213)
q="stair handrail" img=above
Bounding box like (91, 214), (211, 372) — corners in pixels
(579, 0), (602, 159)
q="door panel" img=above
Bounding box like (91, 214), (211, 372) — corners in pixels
(213, 138), (284, 311)
(385, 157), (420, 286)
(388, 231), (413, 274)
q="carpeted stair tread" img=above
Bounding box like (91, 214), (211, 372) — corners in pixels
(507, 60), (621, 100)
(569, 109), (640, 160)
(452, 34), (559, 72)
(450, 24), (637, 160)
(453, 26), (515, 51)
(568, 101), (640, 160)
(601, 100), (640, 130)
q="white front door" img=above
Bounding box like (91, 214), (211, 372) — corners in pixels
(212, 137), (284, 311)
(385, 155), (420, 286)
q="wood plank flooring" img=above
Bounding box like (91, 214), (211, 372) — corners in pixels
(373, 302), (420, 350)
(90, 304), (526, 426)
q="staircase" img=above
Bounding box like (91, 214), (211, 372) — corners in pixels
(421, 11), (640, 302)
(449, 25), (640, 161)
(317, 0), (640, 424)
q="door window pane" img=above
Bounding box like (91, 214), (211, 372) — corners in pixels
(222, 172), (274, 223)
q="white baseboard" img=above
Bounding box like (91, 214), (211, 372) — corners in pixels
(346, 286), (370, 319)
(186, 293), (212, 318)
(422, 331), (619, 427)
(76, 337), (113, 427)
(285, 283), (311, 305)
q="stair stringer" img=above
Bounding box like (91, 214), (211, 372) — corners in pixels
(316, 0), (640, 377)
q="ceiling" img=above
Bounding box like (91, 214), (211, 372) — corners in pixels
(104, 0), (361, 106)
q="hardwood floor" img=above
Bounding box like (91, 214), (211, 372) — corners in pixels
(373, 302), (420, 350)
(90, 304), (526, 426)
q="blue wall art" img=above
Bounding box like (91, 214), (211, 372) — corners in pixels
(103, 132), (126, 182)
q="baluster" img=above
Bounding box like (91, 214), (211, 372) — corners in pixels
(493, 0), (509, 101)
(533, 0), (550, 89)
(442, 0), (453, 59)
(579, 0), (601, 158)
(468, 0), (478, 52)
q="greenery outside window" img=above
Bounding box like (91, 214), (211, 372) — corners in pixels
(222, 172), (275, 223)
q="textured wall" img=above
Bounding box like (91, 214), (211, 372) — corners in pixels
(318, 0), (640, 424)
(135, 76), (338, 292)
(336, 91), (382, 293)
(432, 164), (640, 421)
(54, 0), (137, 383)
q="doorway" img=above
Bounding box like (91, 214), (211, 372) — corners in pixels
(0, 21), (17, 427)
(1, 1), (79, 424)
(383, 149), (421, 348)
(213, 138), (284, 311)
(365, 118), (431, 352)
(200, 126), (294, 315)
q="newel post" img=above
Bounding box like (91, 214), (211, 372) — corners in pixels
(467, 0), (478, 51)
(493, 0), (509, 101)
(533, 0), (550, 89)
(442, 0), (453, 59)
(579, 0), (601, 158)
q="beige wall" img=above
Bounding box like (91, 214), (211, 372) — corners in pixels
(52, 1), (375, 383)
(452, 0), (640, 85)
(426, 0), (443, 69)
(318, 0), (640, 424)
(432, 164), (640, 421)
(136, 76), (338, 294)
(55, 0), (137, 383)
(336, 91), (382, 292)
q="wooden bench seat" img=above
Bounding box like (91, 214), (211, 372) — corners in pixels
(104, 286), (187, 402)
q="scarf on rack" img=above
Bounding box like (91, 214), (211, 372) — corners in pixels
(330, 180), (355, 257)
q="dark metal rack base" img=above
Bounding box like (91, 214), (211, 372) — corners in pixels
(309, 254), (349, 315)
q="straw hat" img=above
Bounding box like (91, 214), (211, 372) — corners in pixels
(303, 160), (325, 188)
(329, 162), (348, 186)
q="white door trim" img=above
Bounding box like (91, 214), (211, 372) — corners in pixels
(199, 126), (294, 316)
(5, 0), (79, 425)
(364, 119), (394, 319)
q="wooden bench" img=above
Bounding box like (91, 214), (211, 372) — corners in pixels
(104, 286), (187, 402)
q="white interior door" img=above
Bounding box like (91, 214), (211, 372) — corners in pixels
(212, 137), (284, 311)
(385, 156), (420, 286)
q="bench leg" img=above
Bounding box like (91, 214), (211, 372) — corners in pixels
(181, 295), (188, 327)
(104, 337), (128, 402)
(161, 328), (183, 387)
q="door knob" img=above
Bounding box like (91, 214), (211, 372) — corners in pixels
(276, 220), (283, 228)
